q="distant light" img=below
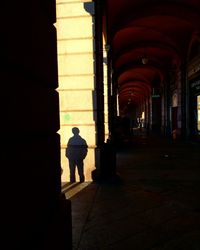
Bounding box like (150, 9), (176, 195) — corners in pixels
(142, 56), (148, 65)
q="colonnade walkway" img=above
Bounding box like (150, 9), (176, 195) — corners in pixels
(62, 130), (200, 250)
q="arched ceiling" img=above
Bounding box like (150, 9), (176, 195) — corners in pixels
(103, 0), (200, 114)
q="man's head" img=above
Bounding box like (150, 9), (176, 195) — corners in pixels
(72, 127), (80, 135)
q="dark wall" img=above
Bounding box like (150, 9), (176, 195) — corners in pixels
(1, 1), (71, 249)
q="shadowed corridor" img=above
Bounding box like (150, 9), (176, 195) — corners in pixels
(63, 130), (200, 250)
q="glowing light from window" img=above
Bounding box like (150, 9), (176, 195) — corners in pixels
(142, 111), (145, 119)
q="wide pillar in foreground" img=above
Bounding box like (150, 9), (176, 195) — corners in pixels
(2, 1), (71, 249)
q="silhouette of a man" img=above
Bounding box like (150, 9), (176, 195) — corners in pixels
(65, 127), (88, 182)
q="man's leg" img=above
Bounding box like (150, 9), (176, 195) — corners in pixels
(69, 160), (76, 182)
(77, 160), (85, 182)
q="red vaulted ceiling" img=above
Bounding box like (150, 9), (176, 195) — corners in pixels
(103, 0), (200, 114)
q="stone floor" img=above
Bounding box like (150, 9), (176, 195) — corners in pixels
(62, 132), (200, 250)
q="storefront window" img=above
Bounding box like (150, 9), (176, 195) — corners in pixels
(198, 96), (200, 131)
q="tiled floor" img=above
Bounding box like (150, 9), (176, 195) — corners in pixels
(62, 133), (200, 250)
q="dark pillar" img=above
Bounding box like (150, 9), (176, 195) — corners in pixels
(165, 75), (171, 136)
(148, 95), (151, 131)
(94, 0), (104, 146)
(181, 64), (189, 139)
(1, 1), (71, 249)
(92, 0), (118, 182)
(106, 51), (117, 179)
(107, 49), (112, 138)
(106, 36), (116, 141)
(151, 95), (162, 134)
(92, 0), (106, 181)
(145, 95), (150, 134)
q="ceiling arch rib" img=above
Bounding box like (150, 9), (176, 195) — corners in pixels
(119, 94), (143, 107)
(112, 26), (180, 59)
(118, 70), (150, 86)
(114, 41), (181, 68)
(118, 82), (151, 112)
(119, 82), (151, 95)
(119, 90), (147, 107)
(114, 47), (180, 76)
(109, 2), (200, 37)
(114, 45), (178, 65)
(118, 67), (164, 87)
(120, 88), (146, 99)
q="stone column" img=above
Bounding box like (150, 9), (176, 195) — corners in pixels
(1, 1), (71, 249)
